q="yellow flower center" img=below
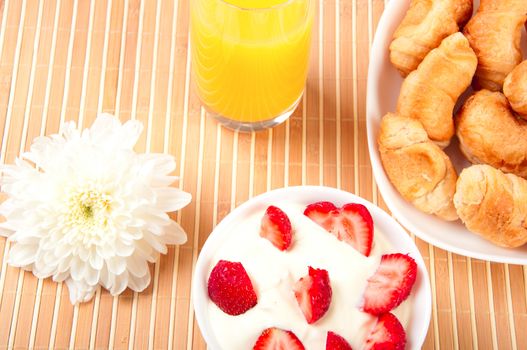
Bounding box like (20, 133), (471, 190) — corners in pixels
(66, 189), (112, 233)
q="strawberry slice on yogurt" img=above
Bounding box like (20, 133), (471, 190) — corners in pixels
(364, 312), (406, 350)
(293, 266), (332, 324)
(361, 253), (417, 315)
(253, 327), (305, 350)
(260, 205), (293, 251)
(304, 201), (374, 256)
(326, 331), (353, 350)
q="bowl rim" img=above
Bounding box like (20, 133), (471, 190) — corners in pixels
(365, 0), (527, 265)
(191, 185), (432, 350)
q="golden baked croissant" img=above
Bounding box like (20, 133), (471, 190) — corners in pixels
(389, 0), (473, 76)
(378, 113), (458, 221)
(454, 164), (527, 248)
(455, 89), (527, 178)
(503, 60), (527, 118)
(397, 32), (477, 147)
(463, 0), (527, 91)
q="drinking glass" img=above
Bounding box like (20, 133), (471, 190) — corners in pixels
(190, 0), (315, 131)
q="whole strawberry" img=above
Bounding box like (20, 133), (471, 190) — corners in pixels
(208, 260), (257, 316)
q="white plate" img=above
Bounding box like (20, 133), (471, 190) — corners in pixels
(192, 186), (431, 349)
(367, 0), (527, 264)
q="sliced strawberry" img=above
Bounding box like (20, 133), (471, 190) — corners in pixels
(208, 260), (257, 316)
(260, 205), (293, 251)
(362, 253), (417, 315)
(303, 201), (338, 231)
(293, 266), (332, 324)
(253, 327), (305, 350)
(304, 201), (373, 256)
(364, 313), (406, 350)
(326, 331), (353, 350)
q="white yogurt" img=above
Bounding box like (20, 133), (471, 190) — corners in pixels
(207, 204), (412, 349)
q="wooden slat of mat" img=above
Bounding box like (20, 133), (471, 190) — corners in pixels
(0, 1), (28, 348)
(0, 1), (526, 349)
(29, 0), (66, 345)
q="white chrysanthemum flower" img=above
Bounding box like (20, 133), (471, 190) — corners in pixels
(0, 114), (191, 304)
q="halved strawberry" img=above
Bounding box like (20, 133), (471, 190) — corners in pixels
(364, 313), (406, 350)
(304, 202), (373, 256)
(260, 205), (292, 251)
(293, 266), (332, 324)
(253, 327), (305, 350)
(208, 260), (257, 316)
(361, 253), (417, 315)
(326, 331), (353, 350)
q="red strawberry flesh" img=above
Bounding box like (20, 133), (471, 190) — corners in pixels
(362, 253), (417, 315)
(208, 260), (257, 316)
(304, 201), (373, 256)
(260, 205), (293, 251)
(303, 201), (338, 231)
(364, 313), (406, 350)
(326, 331), (353, 350)
(294, 266), (332, 324)
(253, 327), (305, 350)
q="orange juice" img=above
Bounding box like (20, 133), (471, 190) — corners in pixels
(190, 0), (314, 128)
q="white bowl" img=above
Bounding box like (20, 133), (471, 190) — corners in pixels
(366, 0), (527, 264)
(192, 186), (431, 349)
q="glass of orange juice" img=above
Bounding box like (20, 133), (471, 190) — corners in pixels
(190, 0), (315, 131)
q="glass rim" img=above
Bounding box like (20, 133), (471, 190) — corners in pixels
(217, 0), (304, 12)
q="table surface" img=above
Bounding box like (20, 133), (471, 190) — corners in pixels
(0, 0), (526, 349)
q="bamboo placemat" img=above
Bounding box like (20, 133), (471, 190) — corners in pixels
(0, 0), (525, 349)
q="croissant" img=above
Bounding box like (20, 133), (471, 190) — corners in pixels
(389, 0), (473, 76)
(455, 90), (527, 178)
(378, 113), (458, 221)
(463, 0), (527, 91)
(397, 32), (477, 147)
(503, 60), (527, 118)
(454, 165), (527, 248)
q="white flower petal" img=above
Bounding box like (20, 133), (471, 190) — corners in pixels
(119, 120), (143, 149)
(53, 271), (70, 282)
(107, 257), (127, 275)
(139, 153), (176, 175)
(110, 271), (129, 295)
(9, 229), (41, 244)
(57, 256), (73, 273)
(85, 266), (100, 286)
(163, 220), (188, 245)
(0, 223), (15, 237)
(34, 255), (55, 277)
(66, 278), (97, 305)
(126, 256), (149, 278)
(128, 271), (151, 292)
(7, 244), (37, 267)
(142, 232), (168, 254)
(71, 257), (88, 281)
(134, 241), (156, 263)
(154, 188), (192, 212)
(114, 238), (135, 257)
(89, 252), (103, 270)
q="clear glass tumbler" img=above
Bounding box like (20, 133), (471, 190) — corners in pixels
(190, 0), (315, 131)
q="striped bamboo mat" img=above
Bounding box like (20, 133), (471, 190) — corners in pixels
(0, 0), (525, 349)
